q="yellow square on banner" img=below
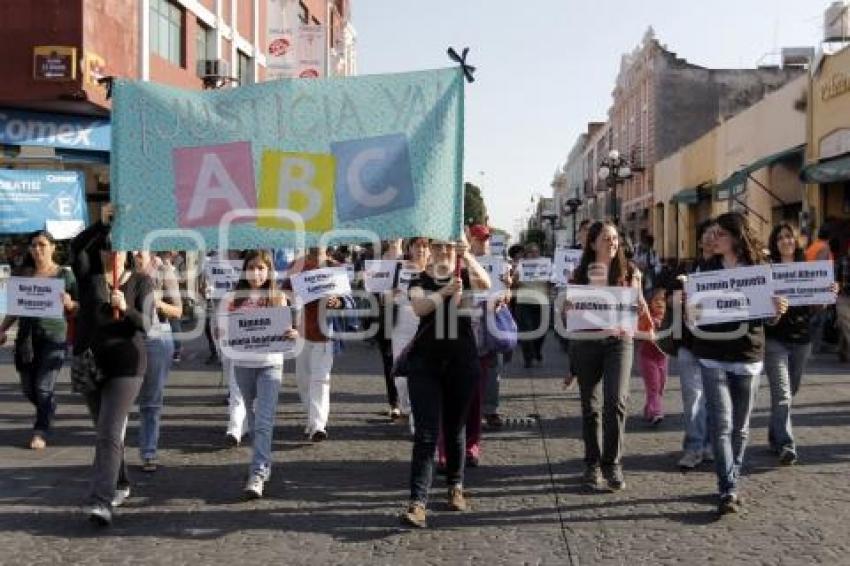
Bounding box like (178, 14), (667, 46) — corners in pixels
(257, 150), (335, 232)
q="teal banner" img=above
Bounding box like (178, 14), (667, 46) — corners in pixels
(109, 68), (465, 251)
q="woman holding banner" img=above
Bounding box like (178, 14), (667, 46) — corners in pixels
(71, 209), (156, 526)
(689, 212), (788, 515)
(401, 236), (490, 528)
(0, 230), (78, 450)
(220, 250), (298, 499)
(764, 223), (838, 466)
(567, 221), (644, 492)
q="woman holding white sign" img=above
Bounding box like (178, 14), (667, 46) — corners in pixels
(764, 224), (838, 466)
(689, 212), (788, 515)
(401, 236), (490, 528)
(566, 221), (644, 492)
(221, 250), (298, 499)
(0, 230), (78, 450)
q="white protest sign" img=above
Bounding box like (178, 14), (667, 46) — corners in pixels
(519, 258), (552, 282)
(206, 259), (242, 299)
(4, 276), (65, 319)
(396, 267), (420, 291)
(565, 285), (639, 332)
(219, 306), (296, 358)
(343, 263), (356, 284)
(490, 234), (507, 257)
(686, 264), (775, 325)
(291, 267), (351, 304)
(552, 249), (583, 286)
(363, 260), (400, 293)
(771, 260), (836, 306)
(476, 256), (508, 293)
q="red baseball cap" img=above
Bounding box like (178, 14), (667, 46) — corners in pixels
(469, 224), (491, 240)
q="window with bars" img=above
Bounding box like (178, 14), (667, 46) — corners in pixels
(150, 0), (184, 67)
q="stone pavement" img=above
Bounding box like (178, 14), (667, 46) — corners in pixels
(0, 334), (848, 566)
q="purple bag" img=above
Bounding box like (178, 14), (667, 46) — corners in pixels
(481, 305), (518, 355)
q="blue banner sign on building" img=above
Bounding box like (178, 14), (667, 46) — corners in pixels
(0, 170), (88, 234)
(0, 109), (110, 152)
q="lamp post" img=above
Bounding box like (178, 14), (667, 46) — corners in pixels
(564, 197), (582, 246)
(597, 149), (632, 226)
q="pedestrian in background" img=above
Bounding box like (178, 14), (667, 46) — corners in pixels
(637, 284), (668, 426)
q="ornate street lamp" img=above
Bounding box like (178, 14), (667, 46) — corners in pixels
(597, 149), (632, 226)
(564, 196), (583, 246)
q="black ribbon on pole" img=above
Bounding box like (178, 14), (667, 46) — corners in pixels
(97, 76), (115, 100)
(447, 47), (476, 83)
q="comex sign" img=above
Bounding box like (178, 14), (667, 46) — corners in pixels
(0, 109), (110, 152)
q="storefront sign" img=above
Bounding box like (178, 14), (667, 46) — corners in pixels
(33, 46), (77, 81)
(565, 285), (639, 332)
(296, 24), (325, 78)
(551, 249), (583, 286)
(205, 259), (243, 299)
(363, 260), (400, 293)
(686, 264), (776, 325)
(771, 260), (836, 306)
(266, 0), (298, 80)
(820, 128), (850, 161)
(518, 258), (552, 282)
(3, 276), (65, 319)
(219, 306), (296, 357)
(0, 109), (110, 151)
(0, 170), (87, 234)
(821, 70), (850, 102)
(291, 267), (350, 304)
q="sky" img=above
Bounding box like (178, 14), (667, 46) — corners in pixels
(352, 0), (831, 238)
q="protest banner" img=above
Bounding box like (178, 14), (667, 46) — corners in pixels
(3, 276), (65, 319)
(291, 267), (351, 304)
(518, 258), (552, 282)
(771, 260), (836, 306)
(396, 267), (420, 291)
(205, 259), (243, 300)
(551, 248), (583, 286)
(219, 306), (296, 358)
(109, 68), (465, 251)
(685, 264), (775, 325)
(476, 256), (508, 293)
(565, 285), (639, 332)
(363, 260), (400, 293)
(490, 234), (506, 257)
(343, 263), (356, 283)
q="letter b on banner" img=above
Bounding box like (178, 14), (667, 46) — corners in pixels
(258, 151), (334, 232)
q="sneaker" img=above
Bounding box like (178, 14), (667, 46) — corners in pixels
(85, 503), (112, 526)
(142, 458), (157, 473)
(447, 486), (469, 511)
(650, 415), (664, 427)
(582, 465), (602, 489)
(29, 433), (47, 450)
(310, 430), (328, 443)
(718, 493), (741, 515)
(172, 352), (182, 364)
(779, 448), (798, 466)
(243, 474), (264, 499)
(484, 414), (504, 429)
(112, 485), (131, 508)
(678, 450), (703, 470)
(465, 454), (480, 468)
(401, 502), (427, 528)
(389, 407), (401, 420)
(224, 433), (240, 448)
(603, 466), (626, 491)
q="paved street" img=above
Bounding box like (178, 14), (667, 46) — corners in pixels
(0, 334), (848, 566)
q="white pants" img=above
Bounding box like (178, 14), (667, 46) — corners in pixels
(225, 358), (250, 438)
(392, 304), (419, 429)
(295, 340), (334, 435)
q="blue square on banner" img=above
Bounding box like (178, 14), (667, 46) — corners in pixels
(331, 134), (415, 221)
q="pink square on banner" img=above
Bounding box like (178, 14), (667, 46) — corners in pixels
(173, 141), (256, 228)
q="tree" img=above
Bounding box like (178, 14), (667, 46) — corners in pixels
(463, 182), (487, 226)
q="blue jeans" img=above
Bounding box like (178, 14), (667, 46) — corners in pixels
(764, 339), (811, 454)
(137, 330), (175, 460)
(18, 338), (66, 434)
(233, 365), (283, 480)
(676, 347), (711, 453)
(701, 364), (759, 496)
(482, 353), (502, 415)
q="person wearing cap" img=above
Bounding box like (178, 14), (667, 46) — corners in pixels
(514, 243), (551, 368)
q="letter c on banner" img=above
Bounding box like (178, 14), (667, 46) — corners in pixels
(347, 147), (398, 208)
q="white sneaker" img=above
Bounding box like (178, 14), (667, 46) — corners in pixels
(111, 486), (131, 508)
(702, 447), (715, 463)
(678, 450), (703, 470)
(243, 474), (265, 499)
(84, 503), (112, 526)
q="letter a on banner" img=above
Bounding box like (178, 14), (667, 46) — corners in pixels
(257, 150), (334, 232)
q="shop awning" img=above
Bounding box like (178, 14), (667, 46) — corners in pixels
(715, 144), (805, 197)
(800, 153), (850, 184)
(669, 185), (712, 205)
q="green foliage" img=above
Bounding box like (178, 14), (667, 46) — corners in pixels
(463, 182), (487, 226)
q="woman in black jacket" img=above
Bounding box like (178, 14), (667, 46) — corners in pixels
(71, 208), (155, 526)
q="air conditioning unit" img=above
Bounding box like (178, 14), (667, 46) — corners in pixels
(197, 59), (230, 79)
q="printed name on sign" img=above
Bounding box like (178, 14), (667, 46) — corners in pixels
(685, 264), (776, 325)
(476, 256), (507, 293)
(519, 258), (552, 283)
(770, 260), (836, 307)
(206, 259), (243, 300)
(291, 267), (351, 304)
(551, 249), (583, 286)
(363, 260), (400, 293)
(4, 276), (65, 319)
(565, 285), (639, 333)
(219, 306), (296, 360)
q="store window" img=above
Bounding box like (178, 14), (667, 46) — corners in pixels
(150, 0), (184, 67)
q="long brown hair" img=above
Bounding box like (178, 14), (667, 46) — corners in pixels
(571, 221), (631, 286)
(715, 212), (764, 266)
(768, 222), (804, 263)
(232, 250), (281, 308)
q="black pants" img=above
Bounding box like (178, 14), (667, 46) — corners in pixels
(407, 351), (480, 505)
(377, 336), (398, 408)
(517, 303), (547, 363)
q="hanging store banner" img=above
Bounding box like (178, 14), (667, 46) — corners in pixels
(771, 260), (836, 306)
(266, 0), (298, 80)
(685, 264), (776, 325)
(0, 170), (87, 234)
(296, 24), (325, 79)
(109, 68), (465, 251)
